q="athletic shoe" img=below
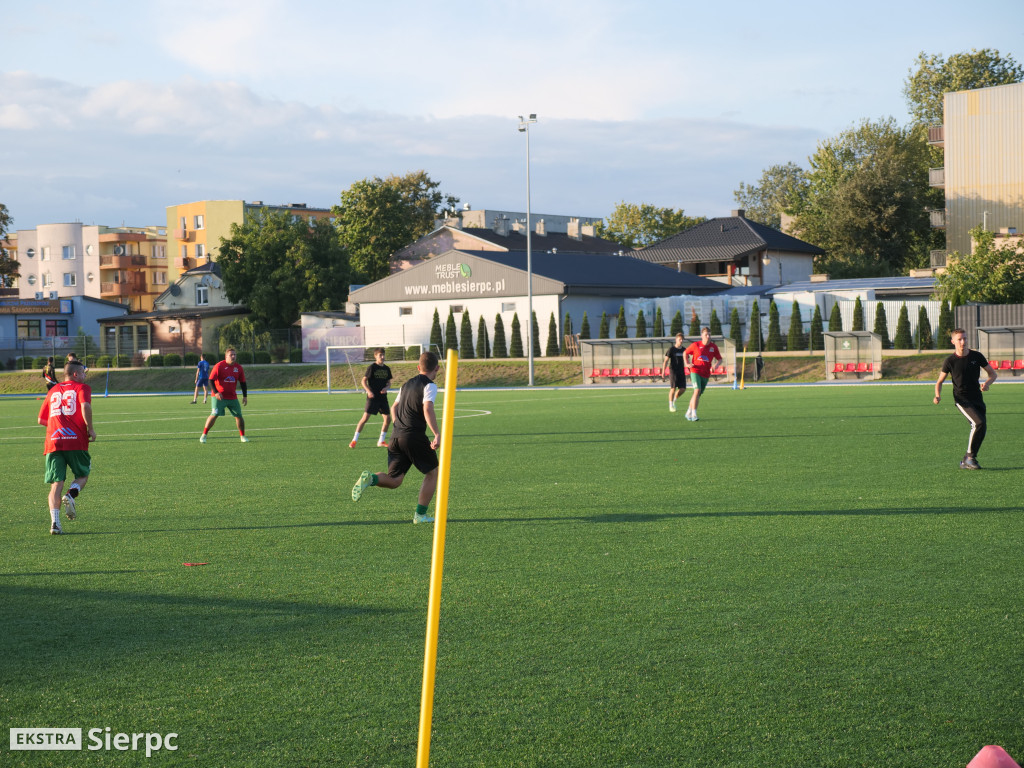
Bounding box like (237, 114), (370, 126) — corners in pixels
(62, 493), (77, 521)
(199, 434), (207, 443)
(352, 470), (372, 502)
(961, 456), (981, 470)
(240, 435), (248, 443)
(349, 440), (358, 449)
(413, 513), (434, 524)
(377, 440), (388, 448)
(50, 524), (62, 535)
(191, 399), (197, 404)
(669, 401), (676, 413)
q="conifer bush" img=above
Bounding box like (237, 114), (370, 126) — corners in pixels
(873, 303), (890, 348)
(493, 315), (508, 358)
(852, 296), (865, 331)
(430, 310), (443, 356)
(615, 306), (628, 338)
(916, 306), (934, 350)
(579, 312), (591, 340)
(787, 301), (805, 351)
(531, 311), (542, 357)
(729, 307), (743, 351)
(828, 303), (842, 332)
(445, 310), (458, 354)
(635, 310), (647, 338)
(598, 312), (610, 339)
(460, 311), (474, 359)
(809, 304), (824, 351)
(765, 301), (783, 351)
(653, 307), (665, 337)
(509, 314), (523, 357)
(894, 304), (913, 349)
(670, 310), (683, 336)
(476, 317), (489, 359)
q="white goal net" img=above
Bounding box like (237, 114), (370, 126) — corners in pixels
(325, 344), (425, 394)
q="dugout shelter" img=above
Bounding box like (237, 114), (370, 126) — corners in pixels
(976, 327), (1024, 376)
(581, 336), (737, 385)
(824, 331), (882, 380)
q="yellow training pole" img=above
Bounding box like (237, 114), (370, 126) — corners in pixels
(416, 349), (458, 768)
(739, 345), (748, 389)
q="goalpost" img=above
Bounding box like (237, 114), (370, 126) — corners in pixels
(325, 344), (425, 394)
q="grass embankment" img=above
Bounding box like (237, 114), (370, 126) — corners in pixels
(0, 354), (952, 395)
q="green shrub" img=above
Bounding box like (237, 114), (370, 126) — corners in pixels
(290, 348), (304, 363)
(253, 351), (272, 364)
(147, 354), (165, 367)
(114, 355), (133, 368)
(96, 355), (112, 368)
(385, 346), (404, 361)
(85, 355), (97, 368)
(34, 356), (48, 369)
(164, 353), (182, 367)
(405, 346), (420, 361)
(16, 356), (33, 370)
(183, 353), (200, 366)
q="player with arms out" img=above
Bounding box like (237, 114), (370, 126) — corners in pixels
(351, 351), (441, 524)
(38, 359), (96, 534)
(934, 328), (997, 469)
(684, 327), (722, 421)
(199, 348), (248, 443)
(662, 333), (687, 413)
(350, 348), (392, 448)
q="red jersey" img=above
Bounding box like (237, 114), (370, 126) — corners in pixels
(39, 380), (92, 453)
(210, 360), (246, 400)
(684, 340), (722, 378)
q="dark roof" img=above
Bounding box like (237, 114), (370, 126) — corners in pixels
(631, 215), (824, 264)
(454, 227), (627, 254)
(183, 260), (222, 276)
(97, 305), (248, 324)
(767, 276), (936, 296)
(460, 250), (722, 294)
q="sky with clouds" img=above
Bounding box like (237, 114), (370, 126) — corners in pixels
(2, 0), (1021, 231)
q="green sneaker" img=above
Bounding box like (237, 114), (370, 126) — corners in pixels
(352, 470), (372, 502)
(413, 512), (434, 524)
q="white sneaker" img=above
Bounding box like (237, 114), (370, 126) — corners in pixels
(413, 513), (435, 524)
(199, 434), (207, 443)
(62, 493), (77, 521)
(669, 401), (676, 413)
(240, 435), (248, 443)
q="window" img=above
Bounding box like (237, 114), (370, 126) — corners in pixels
(153, 245), (166, 259)
(42, 273), (53, 287)
(399, 306), (413, 316)
(153, 271), (167, 285)
(180, 216), (187, 230)
(27, 274), (36, 285)
(450, 305), (464, 314)
(502, 302), (516, 312)
(196, 285), (209, 306)
(195, 243), (204, 259)
(194, 214), (204, 229)
(45, 319), (68, 337)
(181, 245), (188, 258)
(40, 246), (50, 261)
(62, 245), (76, 260)
(63, 273), (77, 287)
(18, 319), (42, 339)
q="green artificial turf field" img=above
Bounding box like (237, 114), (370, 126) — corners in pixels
(1, 383), (1022, 767)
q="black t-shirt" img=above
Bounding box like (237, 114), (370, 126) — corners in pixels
(364, 362), (392, 396)
(665, 346), (687, 374)
(392, 374), (435, 439)
(941, 350), (988, 402)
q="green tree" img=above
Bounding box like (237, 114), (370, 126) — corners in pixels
(598, 312), (610, 339)
(894, 303), (913, 349)
(509, 313), (523, 358)
(688, 311), (701, 336)
(546, 313), (559, 357)
(733, 162), (808, 230)
(595, 202), (706, 250)
(809, 304), (824, 351)
(709, 308), (722, 336)
(579, 312), (591, 340)
(749, 300), (764, 353)
(852, 297), (865, 331)
(493, 314), (507, 358)
(653, 307), (665, 337)
(531, 311), (542, 357)
(460, 311), (474, 359)
(430, 309), (444, 356)
(916, 305), (934, 350)
(729, 307), (744, 350)
(828, 302), (843, 332)
(445, 310), (458, 355)
(635, 309), (647, 338)
(217, 317), (271, 362)
(561, 312), (573, 354)
(903, 49), (1024, 126)
(0, 203), (19, 288)
(766, 301), (783, 351)
(218, 208), (349, 329)
(873, 303), (891, 348)
(615, 306), (628, 338)
(937, 299), (955, 348)
(937, 226), (1024, 305)
(670, 310), (684, 336)
(787, 301), (805, 351)
(334, 171), (458, 282)
(476, 316), (490, 359)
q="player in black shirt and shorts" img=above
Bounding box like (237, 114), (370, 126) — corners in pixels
(351, 351), (441, 524)
(350, 348), (393, 448)
(662, 333), (688, 413)
(934, 328), (997, 469)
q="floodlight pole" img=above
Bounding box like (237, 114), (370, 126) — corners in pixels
(518, 113), (537, 386)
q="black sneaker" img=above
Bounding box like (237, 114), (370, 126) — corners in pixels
(963, 456), (981, 470)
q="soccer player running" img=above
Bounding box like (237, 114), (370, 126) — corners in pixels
(934, 328), (997, 469)
(662, 333), (688, 413)
(200, 348), (248, 443)
(192, 353), (211, 404)
(350, 348), (393, 448)
(351, 351), (441, 524)
(38, 359), (96, 534)
(683, 327), (723, 422)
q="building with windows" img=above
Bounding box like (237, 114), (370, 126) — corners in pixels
(166, 200), (333, 283)
(0, 295), (129, 368)
(928, 80), (1024, 264)
(5, 223), (168, 312)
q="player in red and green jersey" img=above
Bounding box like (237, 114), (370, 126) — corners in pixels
(200, 347), (248, 443)
(683, 327), (722, 422)
(38, 359), (96, 534)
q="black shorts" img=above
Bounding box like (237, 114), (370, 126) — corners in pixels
(387, 433), (438, 478)
(668, 370), (687, 390)
(365, 393), (390, 416)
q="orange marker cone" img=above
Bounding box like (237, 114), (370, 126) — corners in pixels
(967, 745), (1021, 768)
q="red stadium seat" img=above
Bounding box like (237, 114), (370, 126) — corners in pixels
(845, 363), (857, 373)
(629, 368), (642, 378)
(640, 367), (652, 377)
(989, 360), (1001, 370)
(600, 368), (611, 378)
(833, 363), (845, 373)
(856, 362), (868, 373)
(865, 362), (873, 372)
(652, 367), (663, 376)
(1013, 360), (1024, 370)
(1000, 360), (1012, 370)
(711, 365), (726, 376)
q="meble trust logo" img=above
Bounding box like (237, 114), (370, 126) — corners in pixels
(434, 262), (471, 279)
(10, 727), (178, 757)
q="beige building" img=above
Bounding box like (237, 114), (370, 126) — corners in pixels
(166, 200), (333, 283)
(929, 80), (1024, 261)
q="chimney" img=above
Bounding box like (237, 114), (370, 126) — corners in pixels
(581, 223), (596, 237)
(567, 218), (582, 240)
(732, 209), (745, 218)
(493, 215), (510, 237)
(535, 219), (546, 236)
(512, 218), (526, 233)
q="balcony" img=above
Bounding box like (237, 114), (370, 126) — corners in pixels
(100, 254), (147, 268)
(174, 256), (193, 270)
(928, 167), (945, 188)
(100, 277), (147, 297)
(928, 209), (947, 229)
(174, 229), (194, 242)
(927, 125), (944, 147)
(930, 250), (947, 268)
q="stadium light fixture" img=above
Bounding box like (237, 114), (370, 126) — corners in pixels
(518, 114), (537, 386)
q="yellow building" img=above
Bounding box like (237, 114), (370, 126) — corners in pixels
(929, 80), (1024, 261)
(165, 200), (333, 283)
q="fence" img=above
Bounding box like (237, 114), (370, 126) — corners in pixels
(1, 335), (101, 370)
